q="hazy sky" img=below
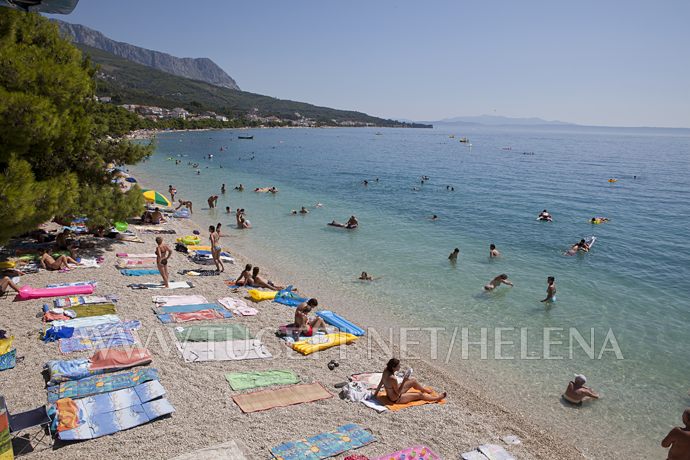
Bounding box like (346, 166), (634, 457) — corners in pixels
(48, 0), (690, 127)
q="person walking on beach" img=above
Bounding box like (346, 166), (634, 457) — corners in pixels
(373, 358), (446, 404)
(155, 237), (171, 288)
(209, 225), (224, 273)
(662, 408), (690, 460)
(484, 274), (513, 290)
(489, 244), (500, 258)
(541, 276), (557, 303)
(562, 374), (599, 405)
(448, 248), (460, 262)
(294, 298), (328, 336)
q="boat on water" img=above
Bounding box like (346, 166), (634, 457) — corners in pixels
(459, 137), (469, 143)
(449, 134), (455, 138)
(238, 135), (254, 140)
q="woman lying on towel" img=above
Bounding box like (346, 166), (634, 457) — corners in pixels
(373, 358), (446, 404)
(39, 249), (80, 271)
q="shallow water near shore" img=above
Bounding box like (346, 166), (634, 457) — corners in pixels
(132, 126), (690, 458)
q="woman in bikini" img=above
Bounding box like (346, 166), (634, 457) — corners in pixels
(373, 358), (446, 404)
(234, 264), (254, 286)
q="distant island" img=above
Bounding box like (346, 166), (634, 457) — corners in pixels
(426, 115), (572, 127)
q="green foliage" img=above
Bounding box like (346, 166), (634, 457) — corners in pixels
(0, 11), (150, 242)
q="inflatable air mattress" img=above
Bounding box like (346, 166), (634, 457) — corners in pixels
(291, 333), (357, 356)
(17, 284), (94, 300)
(316, 310), (365, 336)
(248, 289), (277, 302)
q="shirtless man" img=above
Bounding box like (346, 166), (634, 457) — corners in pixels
(538, 209), (552, 222)
(448, 248), (460, 262)
(299, 206), (309, 214)
(373, 358), (446, 404)
(251, 266), (284, 290)
(484, 274), (513, 291)
(207, 195), (218, 209)
(562, 374), (599, 405)
(570, 239), (590, 253)
(234, 264), (253, 286)
(176, 199), (193, 214)
(209, 225), (224, 273)
(662, 408), (690, 460)
(541, 276), (557, 303)
(150, 207), (164, 224)
(155, 237), (171, 288)
(168, 185), (176, 201)
(489, 244), (500, 258)
(39, 250), (79, 271)
(294, 298), (327, 336)
(346, 216), (358, 228)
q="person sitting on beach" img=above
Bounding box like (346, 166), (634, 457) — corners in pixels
(176, 199), (193, 214)
(251, 266), (284, 290)
(299, 206), (309, 214)
(346, 216), (358, 228)
(489, 244), (500, 258)
(294, 298), (328, 336)
(209, 225), (224, 273)
(155, 237), (171, 288)
(0, 276), (20, 295)
(448, 248), (460, 262)
(484, 274), (513, 290)
(570, 239), (590, 253)
(55, 229), (78, 258)
(662, 408), (690, 460)
(39, 249), (79, 271)
(234, 264), (253, 286)
(141, 210), (153, 224)
(541, 276), (557, 303)
(538, 209), (552, 222)
(150, 207), (164, 224)
(562, 374), (599, 405)
(373, 358), (446, 404)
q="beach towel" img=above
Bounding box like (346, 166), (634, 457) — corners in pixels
(153, 294), (208, 306)
(46, 280), (97, 288)
(218, 297), (258, 316)
(51, 314), (120, 329)
(116, 253), (157, 258)
(0, 349), (16, 372)
(128, 281), (193, 290)
(69, 258), (100, 269)
(57, 380), (174, 441)
(120, 268), (160, 276)
(270, 423), (375, 460)
(59, 329), (136, 354)
(116, 259), (157, 269)
(69, 303), (117, 317)
(175, 324), (252, 342)
(374, 445), (440, 460)
(171, 440), (247, 460)
(154, 303), (224, 314)
(54, 294), (119, 307)
(177, 339), (272, 362)
(350, 372), (384, 390)
(225, 370), (300, 391)
(373, 389), (446, 412)
(157, 309), (230, 324)
(56, 398), (81, 432)
(461, 445), (515, 460)
(47, 368), (159, 403)
(88, 347), (152, 371)
(233, 382), (332, 413)
(71, 320), (141, 338)
(141, 229), (176, 234)
(46, 358), (103, 385)
(179, 269), (220, 276)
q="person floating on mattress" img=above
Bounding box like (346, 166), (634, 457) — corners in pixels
(39, 249), (80, 271)
(251, 267), (284, 290)
(484, 274), (514, 291)
(538, 209), (553, 222)
(373, 358), (446, 404)
(590, 217), (609, 224)
(234, 264), (254, 287)
(562, 374), (599, 405)
(570, 239), (590, 253)
(293, 299), (328, 337)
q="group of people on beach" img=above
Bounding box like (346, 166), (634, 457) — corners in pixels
(233, 263), (284, 290)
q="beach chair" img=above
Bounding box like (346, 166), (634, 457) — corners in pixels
(1, 396), (53, 456)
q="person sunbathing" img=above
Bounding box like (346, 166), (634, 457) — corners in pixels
(234, 264), (254, 286)
(373, 358), (446, 404)
(39, 250), (79, 271)
(294, 298), (328, 336)
(150, 208), (164, 224)
(0, 276), (20, 295)
(55, 229), (77, 258)
(251, 267), (284, 290)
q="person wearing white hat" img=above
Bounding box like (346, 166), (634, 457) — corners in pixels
(563, 374), (599, 405)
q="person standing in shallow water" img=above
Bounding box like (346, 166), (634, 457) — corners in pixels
(489, 244), (500, 258)
(541, 276), (556, 303)
(448, 248), (460, 262)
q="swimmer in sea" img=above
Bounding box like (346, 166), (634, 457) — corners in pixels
(314, 202), (323, 208)
(570, 239), (590, 253)
(346, 216), (358, 228)
(484, 274), (513, 291)
(538, 209), (552, 222)
(590, 217), (609, 224)
(562, 374), (599, 405)
(541, 276), (556, 303)
(430, 214), (438, 221)
(489, 244), (500, 258)
(448, 248), (460, 262)
(299, 206), (309, 214)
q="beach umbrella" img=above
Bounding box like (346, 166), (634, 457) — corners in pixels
(142, 189), (171, 207)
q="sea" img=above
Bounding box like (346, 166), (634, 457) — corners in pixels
(131, 125), (690, 458)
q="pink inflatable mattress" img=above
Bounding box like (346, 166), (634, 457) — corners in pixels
(17, 284), (94, 300)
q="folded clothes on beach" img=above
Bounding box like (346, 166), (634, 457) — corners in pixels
(153, 294), (208, 306)
(291, 333), (358, 356)
(128, 281), (193, 290)
(270, 423), (375, 460)
(460, 444), (515, 460)
(157, 309), (230, 323)
(224, 370), (300, 391)
(47, 368), (159, 403)
(232, 382), (332, 413)
(218, 297), (258, 316)
(120, 268), (160, 276)
(177, 339), (271, 362)
(54, 294), (119, 307)
(175, 324), (252, 342)
(374, 445), (441, 460)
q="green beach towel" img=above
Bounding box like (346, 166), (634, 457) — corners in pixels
(225, 370), (300, 391)
(69, 303), (117, 317)
(174, 324), (253, 342)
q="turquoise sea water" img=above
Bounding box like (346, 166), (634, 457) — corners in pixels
(132, 126), (690, 458)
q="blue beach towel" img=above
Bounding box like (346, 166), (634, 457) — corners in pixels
(120, 269), (160, 276)
(271, 423), (375, 460)
(154, 303), (223, 314)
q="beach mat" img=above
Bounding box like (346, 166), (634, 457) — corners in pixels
(218, 297), (258, 316)
(172, 440), (248, 460)
(69, 303), (117, 317)
(375, 389), (446, 412)
(116, 253), (157, 258)
(461, 444), (515, 460)
(47, 368), (159, 403)
(233, 382), (331, 414)
(225, 370), (300, 391)
(153, 294), (208, 306)
(177, 339), (271, 362)
(89, 347), (152, 371)
(128, 281), (193, 290)
(157, 309), (231, 323)
(374, 445), (441, 460)
(50, 314), (120, 330)
(120, 268), (160, 276)
(270, 423), (375, 460)
(154, 303), (224, 314)
(59, 329), (136, 354)
(54, 294), (118, 307)
(175, 324), (252, 342)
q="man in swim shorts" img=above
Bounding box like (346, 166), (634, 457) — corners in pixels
(484, 274), (513, 290)
(662, 408), (690, 460)
(155, 237), (171, 288)
(562, 374), (599, 405)
(294, 298), (327, 336)
(541, 276), (556, 303)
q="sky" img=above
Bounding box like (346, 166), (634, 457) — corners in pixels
(47, 0), (690, 128)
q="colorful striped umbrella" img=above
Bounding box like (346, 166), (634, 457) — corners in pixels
(142, 189), (171, 207)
